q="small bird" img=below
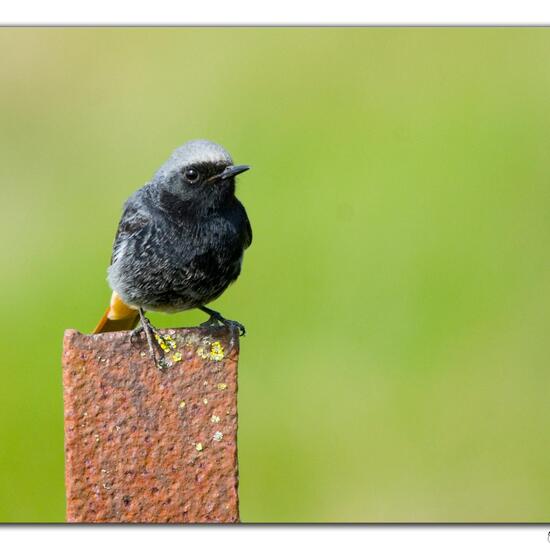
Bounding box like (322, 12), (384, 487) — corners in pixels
(93, 139), (252, 369)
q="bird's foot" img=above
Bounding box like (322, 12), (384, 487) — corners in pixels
(135, 309), (170, 371)
(130, 325), (144, 345)
(199, 306), (246, 336)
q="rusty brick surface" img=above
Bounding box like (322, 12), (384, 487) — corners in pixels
(62, 326), (239, 523)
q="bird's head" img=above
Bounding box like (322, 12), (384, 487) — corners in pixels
(153, 139), (250, 213)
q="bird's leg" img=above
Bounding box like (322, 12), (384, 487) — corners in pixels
(135, 308), (169, 370)
(199, 305), (246, 336)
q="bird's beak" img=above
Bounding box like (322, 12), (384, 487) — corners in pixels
(219, 164), (250, 180)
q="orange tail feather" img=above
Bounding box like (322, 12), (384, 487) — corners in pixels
(93, 292), (140, 333)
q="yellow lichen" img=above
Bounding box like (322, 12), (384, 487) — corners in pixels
(209, 341), (225, 361)
(195, 442), (203, 452)
(154, 333), (177, 353)
(179, 400), (186, 409)
(163, 334), (177, 349)
(172, 351), (183, 362)
(217, 383), (227, 391)
(197, 339), (225, 361)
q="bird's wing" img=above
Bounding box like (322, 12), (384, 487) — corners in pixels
(94, 201), (150, 334)
(110, 201), (150, 265)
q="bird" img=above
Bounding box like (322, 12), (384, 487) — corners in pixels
(93, 139), (252, 369)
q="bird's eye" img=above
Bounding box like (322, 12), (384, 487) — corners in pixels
(184, 168), (200, 182)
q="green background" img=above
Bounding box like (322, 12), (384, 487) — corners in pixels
(1, 28), (549, 522)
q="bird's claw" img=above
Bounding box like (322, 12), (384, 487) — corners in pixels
(200, 312), (246, 336)
(200, 317), (223, 329)
(130, 325), (144, 346)
(227, 319), (246, 337)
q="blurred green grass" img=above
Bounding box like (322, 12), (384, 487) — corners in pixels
(1, 28), (549, 522)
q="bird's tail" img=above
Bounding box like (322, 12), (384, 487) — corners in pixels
(93, 291), (140, 333)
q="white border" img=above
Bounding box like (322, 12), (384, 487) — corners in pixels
(1, 0), (550, 25)
(2, 2), (550, 547)
(1, 525), (550, 550)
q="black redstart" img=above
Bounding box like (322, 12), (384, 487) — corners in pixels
(93, 139), (252, 369)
